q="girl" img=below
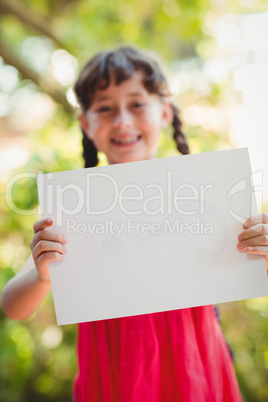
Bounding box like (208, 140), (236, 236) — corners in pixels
(2, 46), (268, 402)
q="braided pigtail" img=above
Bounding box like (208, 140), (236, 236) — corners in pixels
(81, 130), (99, 168)
(171, 103), (190, 155)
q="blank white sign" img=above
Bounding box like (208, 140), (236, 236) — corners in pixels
(36, 148), (268, 325)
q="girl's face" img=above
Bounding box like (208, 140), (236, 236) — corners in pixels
(79, 71), (172, 165)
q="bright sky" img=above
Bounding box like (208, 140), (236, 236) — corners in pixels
(227, 12), (268, 209)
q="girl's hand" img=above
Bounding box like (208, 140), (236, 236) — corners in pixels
(237, 212), (268, 274)
(30, 218), (67, 284)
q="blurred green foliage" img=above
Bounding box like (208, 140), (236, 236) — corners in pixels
(0, 0), (268, 401)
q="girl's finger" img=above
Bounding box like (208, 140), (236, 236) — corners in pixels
(30, 228), (67, 250)
(32, 240), (66, 261)
(246, 246), (268, 257)
(238, 223), (268, 241)
(33, 218), (53, 234)
(237, 235), (268, 250)
(243, 213), (268, 230)
(36, 251), (65, 266)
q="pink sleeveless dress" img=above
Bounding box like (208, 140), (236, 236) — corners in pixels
(73, 305), (242, 401)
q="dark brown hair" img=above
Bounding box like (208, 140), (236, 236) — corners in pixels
(74, 46), (189, 167)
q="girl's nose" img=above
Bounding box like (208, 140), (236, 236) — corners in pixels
(113, 108), (132, 128)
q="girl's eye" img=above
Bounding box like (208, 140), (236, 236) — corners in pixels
(132, 102), (146, 109)
(96, 106), (112, 113)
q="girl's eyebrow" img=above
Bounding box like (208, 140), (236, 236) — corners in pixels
(127, 91), (146, 97)
(94, 91), (146, 103)
(94, 96), (110, 103)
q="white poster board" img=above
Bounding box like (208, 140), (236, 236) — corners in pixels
(37, 148), (268, 325)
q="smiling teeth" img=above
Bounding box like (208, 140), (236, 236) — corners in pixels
(113, 137), (138, 144)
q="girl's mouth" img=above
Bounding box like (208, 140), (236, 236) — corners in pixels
(111, 135), (142, 147)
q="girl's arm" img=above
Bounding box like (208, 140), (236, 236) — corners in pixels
(1, 255), (52, 320)
(1, 218), (67, 320)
